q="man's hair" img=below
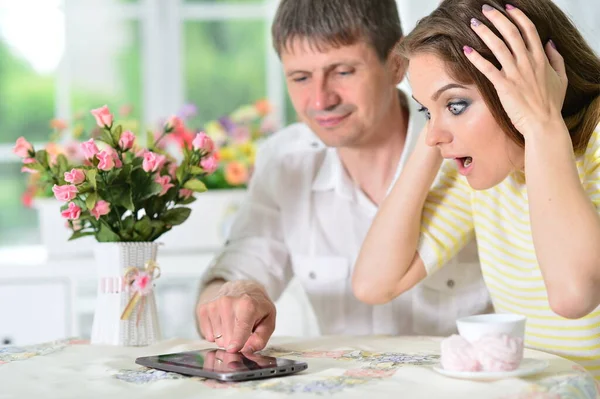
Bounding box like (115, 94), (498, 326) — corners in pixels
(272, 0), (403, 62)
(398, 0), (600, 154)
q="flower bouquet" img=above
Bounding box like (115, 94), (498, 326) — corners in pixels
(18, 106), (143, 258)
(13, 105), (218, 346)
(157, 99), (277, 252)
(169, 99), (277, 189)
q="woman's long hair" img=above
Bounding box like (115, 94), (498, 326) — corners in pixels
(398, 0), (600, 154)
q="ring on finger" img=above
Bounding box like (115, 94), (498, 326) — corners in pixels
(214, 333), (223, 339)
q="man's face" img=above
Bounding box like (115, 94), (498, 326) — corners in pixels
(281, 38), (400, 148)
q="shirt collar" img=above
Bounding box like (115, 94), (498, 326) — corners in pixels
(311, 147), (355, 200)
(311, 89), (424, 200)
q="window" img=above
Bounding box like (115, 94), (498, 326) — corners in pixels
(0, 0), (285, 248)
(0, 0), (63, 246)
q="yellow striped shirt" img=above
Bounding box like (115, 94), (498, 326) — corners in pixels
(418, 129), (600, 379)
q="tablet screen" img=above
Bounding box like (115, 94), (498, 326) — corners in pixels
(156, 349), (292, 373)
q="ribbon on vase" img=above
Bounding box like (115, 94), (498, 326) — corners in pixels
(120, 260), (161, 324)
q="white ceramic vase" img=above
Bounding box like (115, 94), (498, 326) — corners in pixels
(90, 242), (162, 346)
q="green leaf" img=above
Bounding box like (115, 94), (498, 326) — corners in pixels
(119, 215), (135, 240)
(26, 162), (46, 172)
(182, 145), (191, 159)
(161, 207), (191, 226)
(72, 197), (86, 209)
(111, 125), (123, 146)
(118, 164), (132, 182)
(131, 156), (143, 168)
(68, 230), (95, 241)
(57, 154), (69, 175)
(122, 215), (135, 231)
(176, 164), (186, 183)
(86, 192), (97, 211)
(131, 168), (162, 200)
(134, 216), (153, 240)
(97, 222), (121, 242)
(146, 130), (155, 150)
(178, 195), (197, 205)
(102, 130), (114, 146)
(86, 169), (98, 190)
(189, 166), (204, 175)
(35, 149), (49, 168)
(183, 179), (207, 193)
(77, 182), (93, 194)
(149, 220), (167, 240)
(114, 184), (135, 211)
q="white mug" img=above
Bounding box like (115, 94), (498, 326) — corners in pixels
(456, 313), (526, 343)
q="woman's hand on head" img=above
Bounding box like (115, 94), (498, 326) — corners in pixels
(463, 4), (568, 137)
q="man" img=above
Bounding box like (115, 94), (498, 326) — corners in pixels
(196, 0), (491, 354)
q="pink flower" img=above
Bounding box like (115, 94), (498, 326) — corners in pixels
(142, 151), (166, 173)
(119, 104), (133, 117)
(13, 137), (33, 158)
(232, 126), (251, 143)
(90, 200), (110, 220)
(81, 139), (99, 159)
(105, 147), (122, 168)
(52, 184), (78, 202)
(166, 115), (185, 133)
(64, 141), (85, 164)
(200, 155), (218, 174)
(119, 130), (135, 150)
(155, 175), (175, 196)
(21, 158), (37, 174)
(71, 219), (82, 232)
(97, 150), (115, 171)
(168, 163), (178, 180)
(156, 154), (167, 170)
(179, 188), (194, 200)
(90, 105), (113, 128)
(132, 272), (153, 295)
(21, 188), (35, 208)
(64, 169), (86, 185)
(153, 132), (167, 150)
(61, 202), (81, 220)
(192, 132), (214, 153)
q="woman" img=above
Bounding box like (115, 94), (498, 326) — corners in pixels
(352, 0), (600, 377)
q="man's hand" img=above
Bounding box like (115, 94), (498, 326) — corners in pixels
(196, 280), (276, 353)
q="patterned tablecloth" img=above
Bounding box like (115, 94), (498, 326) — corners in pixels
(0, 336), (598, 399)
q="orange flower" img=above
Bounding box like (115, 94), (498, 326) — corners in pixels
(254, 99), (271, 116)
(224, 161), (249, 186)
(45, 143), (64, 165)
(50, 118), (68, 131)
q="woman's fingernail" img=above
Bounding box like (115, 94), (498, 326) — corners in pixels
(505, 4), (516, 10)
(470, 18), (481, 27)
(463, 46), (473, 54)
(482, 4), (494, 12)
(549, 39), (557, 50)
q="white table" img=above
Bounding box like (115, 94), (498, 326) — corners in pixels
(1, 336), (598, 399)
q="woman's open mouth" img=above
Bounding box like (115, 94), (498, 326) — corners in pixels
(455, 156), (473, 175)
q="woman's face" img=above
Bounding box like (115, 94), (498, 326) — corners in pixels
(408, 52), (524, 190)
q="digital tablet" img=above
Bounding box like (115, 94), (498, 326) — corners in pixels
(136, 348), (308, 382)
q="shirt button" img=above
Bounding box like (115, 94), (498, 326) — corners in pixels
(311, 142), (319, 148)
(446, 279), (455, 288)
(309, 271), (317, 280)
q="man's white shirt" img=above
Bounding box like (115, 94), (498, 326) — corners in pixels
(201, 93), (492, 336)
